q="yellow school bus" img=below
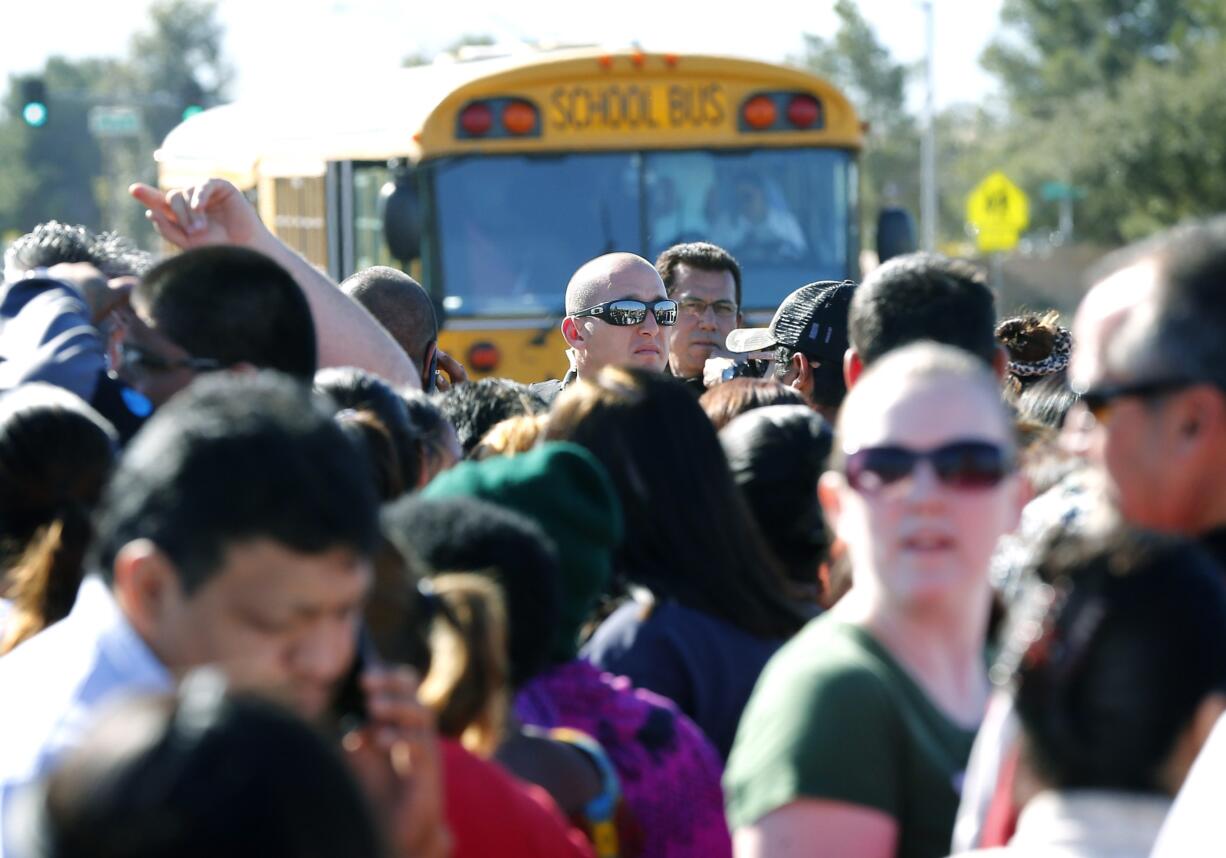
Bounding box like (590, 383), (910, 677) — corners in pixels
(156, 48), (863, 382)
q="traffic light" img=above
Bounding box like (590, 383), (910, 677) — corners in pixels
(19, 78), (47, 128)
(181, 79), (205, 122)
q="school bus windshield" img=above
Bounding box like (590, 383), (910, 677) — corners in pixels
(431, 147), (855, 318)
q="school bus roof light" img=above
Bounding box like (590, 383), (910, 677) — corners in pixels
(597, 55), (614, 70)
(743, 95), (777, 130)
(631, 52), (646, 68)
(502, 100), (538, 136)
(459, 102), (494, 137)
(787, 94), (821, 129)
(663, 54), (679, 68)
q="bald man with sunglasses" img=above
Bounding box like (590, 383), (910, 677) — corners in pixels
(530, 252), (677, 403)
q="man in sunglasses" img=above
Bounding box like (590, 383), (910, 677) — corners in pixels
(1067, 217), (1226, 550)
(530, 252), (676, 403)
(1072, 217), (1226, 856)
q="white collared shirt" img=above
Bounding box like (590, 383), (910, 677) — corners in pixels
(0, 575), (172, 857)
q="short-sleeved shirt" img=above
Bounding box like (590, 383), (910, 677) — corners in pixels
(724, 617), (979, 858)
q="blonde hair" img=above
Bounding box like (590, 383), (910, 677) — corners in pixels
(1, 518), (86, 654)
(470, 414), (550, 460)
(417, 573), (510, 757)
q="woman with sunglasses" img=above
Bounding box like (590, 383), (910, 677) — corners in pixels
(726, 342), (1026, 858)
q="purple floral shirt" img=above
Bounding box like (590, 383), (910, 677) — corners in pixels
(515, 660), (732, 858)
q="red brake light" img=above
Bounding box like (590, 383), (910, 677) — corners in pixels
(743, 95), (777, 130)
(502, 101), (537, 135)
(468, 342), (501, 373)
(787, 95), (821, 129)
(460, 103), (493, 136)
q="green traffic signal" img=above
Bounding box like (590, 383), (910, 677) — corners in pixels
(19, 78), (48, 128)
(181, 105), (204, 122)
(22, 102), (47, 127)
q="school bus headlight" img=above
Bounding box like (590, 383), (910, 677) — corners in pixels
(502, 100), (539, 136)
(742, 95), (777, 130)
(468, 342), (501, 373)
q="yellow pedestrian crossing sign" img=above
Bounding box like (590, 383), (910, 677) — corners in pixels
(966, 171), (1029, 253)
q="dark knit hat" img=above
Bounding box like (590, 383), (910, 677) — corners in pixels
(726, 280), (855, 361)
(423, 442), (623, 662)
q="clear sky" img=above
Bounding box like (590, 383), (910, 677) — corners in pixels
(7, 0), (1003, 111)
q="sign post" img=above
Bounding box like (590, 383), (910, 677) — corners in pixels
(966, 171), (1029, 254)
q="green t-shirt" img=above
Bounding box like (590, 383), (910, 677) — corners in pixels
(724, 616), (978, 858)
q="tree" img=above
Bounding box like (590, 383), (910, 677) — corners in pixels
(0, 0), (230, 243)
(0, 57), (130, 234)
(984, 0), (1225, 116)
(794, 0), (921, 245)
(128, 0), (232, 144)
(972, 0), (1226, 243)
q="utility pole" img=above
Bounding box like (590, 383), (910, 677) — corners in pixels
(920, 0), (937, 252)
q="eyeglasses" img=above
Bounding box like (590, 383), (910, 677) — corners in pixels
(677, 296), (738, 319)
(571, 298), (678, 327)
(1075, 377), (1197, 423)
(843, 440), (1015, 494)
(118, 342), (223, 376)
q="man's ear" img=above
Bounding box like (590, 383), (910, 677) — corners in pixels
(421, 341), (438, 389)
(111, 539), (182, 643)
(786, 352), (810, 389)
(843, 348), (863, 389)
(560, 316), (583, 349)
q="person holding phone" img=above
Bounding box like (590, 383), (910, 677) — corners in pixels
(0, 373), (448, 858)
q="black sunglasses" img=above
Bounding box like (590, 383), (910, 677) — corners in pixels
(1075, 377), (1197, 422)
(844, 440), (1015, 494)
(118, 342), (223, 375)
(571, 298), (678, 327)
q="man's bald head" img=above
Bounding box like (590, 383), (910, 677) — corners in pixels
(341, 267), (437, 367)
(565, 253), (665, 314)
(561, 253), (671, 377)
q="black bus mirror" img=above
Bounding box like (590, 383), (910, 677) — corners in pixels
(876, 207), (917, 263)
(380, 172), (422, 261)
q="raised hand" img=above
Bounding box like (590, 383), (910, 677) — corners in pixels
(130, 179), (269, 250)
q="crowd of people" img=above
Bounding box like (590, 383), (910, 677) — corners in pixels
(0, 174), (1224, 858)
